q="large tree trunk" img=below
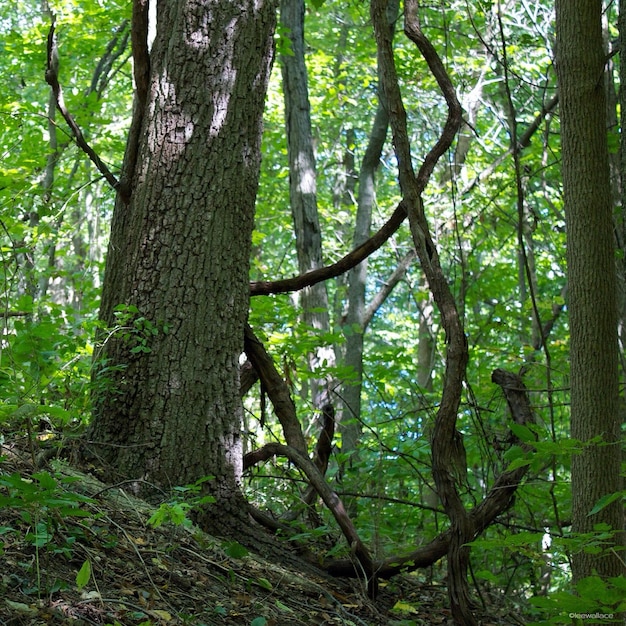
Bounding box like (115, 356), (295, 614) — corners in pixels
(555, 0), (624, 583)
(87, 0), (276, 523)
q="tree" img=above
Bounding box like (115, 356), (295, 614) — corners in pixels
(280, 0), (335, 414)
(555, 0), (624, 583)
(3, 0), (626, 621)
(86, 0), (277, 524)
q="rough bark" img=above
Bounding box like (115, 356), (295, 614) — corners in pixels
(87, 0), (277, 525)
(555, 0), (624, 583)
(616, 1), (626, 479)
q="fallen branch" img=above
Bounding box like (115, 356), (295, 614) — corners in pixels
(243, 326), (337, 522)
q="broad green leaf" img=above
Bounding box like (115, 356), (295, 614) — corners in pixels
(223, 541), (249, 559)
(76, 560), (91, 589)
(588, 491), (624, 516)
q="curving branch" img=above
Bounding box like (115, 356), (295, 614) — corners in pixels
(403, 4), (465, 193)
(45, 19), (120, 192)
(249, 92), (560, 299)
(250, 202), (407, 295)
(371, 0), (473, 622)
(243, 326), (336, 520)
(326, 369), (537, 580)
(244, 441), (378, 598)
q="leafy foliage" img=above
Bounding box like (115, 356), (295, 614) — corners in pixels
(0, 0), (624, 622)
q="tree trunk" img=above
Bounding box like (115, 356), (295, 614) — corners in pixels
(340, 104), (389, 457)
(280, 0), (334, 412)
(555, 0), (624, 583)
(340, 0), (397, 466)
(87, 0), (276, 523)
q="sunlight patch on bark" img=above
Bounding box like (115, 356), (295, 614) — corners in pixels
(223, 430), (243, 483)
(145, 68), (195, 165)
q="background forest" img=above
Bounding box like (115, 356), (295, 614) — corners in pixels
(0, 0), (624, 625)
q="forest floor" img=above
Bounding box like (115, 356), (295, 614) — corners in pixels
(0, 432), (529, 626)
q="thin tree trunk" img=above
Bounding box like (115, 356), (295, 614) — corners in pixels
(340, 0), (398, 463)
(340, 104), (389, 455)
(280, 0), (334, 412)
(555, 0), (624, 584)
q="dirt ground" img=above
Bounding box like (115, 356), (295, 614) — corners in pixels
(0, 433), (527, 626)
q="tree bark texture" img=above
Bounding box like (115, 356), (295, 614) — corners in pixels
(555, 0), (624, 583)
(88, 0), (277, 519)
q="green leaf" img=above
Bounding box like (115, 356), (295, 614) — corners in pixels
(509, 422), (536, 443)
(76, 560), (91, 589)
(250, 618), (267, 626)
(256, 577), (272, 590)
(224, 540), (249, 559)
(588, 491), (624, 516)
(32, 471), (57, 490)
(275, 599), (293, 612)
(505, 456), (533, 472)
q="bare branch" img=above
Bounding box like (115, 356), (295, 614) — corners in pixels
(461, 94), (559, 196)
(243, 325), (308, 455)
(45, 19), (120, 192)
(250, 202), (407, 295)
(243, 441), (378, 597)
(363, 249), (417, 329)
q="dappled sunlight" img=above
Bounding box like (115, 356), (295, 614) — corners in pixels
(144, 67), (195, 168)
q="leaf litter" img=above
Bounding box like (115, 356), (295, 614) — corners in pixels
(0, 433), (525, 625)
